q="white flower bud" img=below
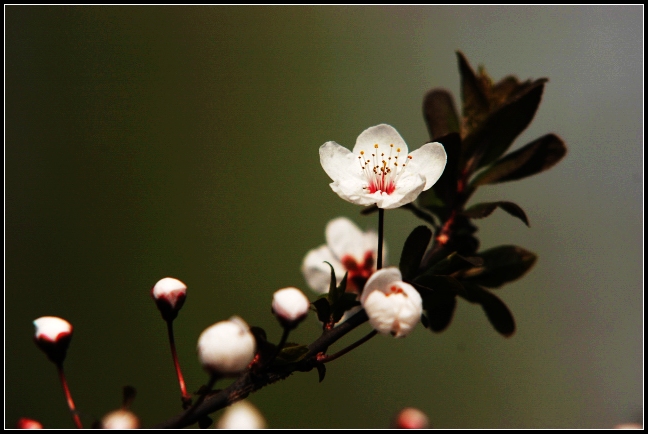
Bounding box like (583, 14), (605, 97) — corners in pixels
(151, 277), (187, 321)
(33, 316), (73, 364)
(101, 409), (140, 429)
(197, 317), (256, 376)
(360, 267), (422, 338)
(216, 400), (267, 429)
(393, 407), (430, 429)
(272, 287), (310, 328)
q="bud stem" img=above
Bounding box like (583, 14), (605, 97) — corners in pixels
(318, 329), (377, 364)
(377, 208), (384, 270)
(57, 363), (82, 429)
(166, 320), (190, 405)
(269, 327), (291, 365)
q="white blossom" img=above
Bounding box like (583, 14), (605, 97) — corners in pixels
(301, 217), (385, 295)
(272, 287), (310, 327)
(320, 124), (446, 209)
(360, 267), (422, 338)
(151, 277), (188, 321)
(197, 317), (256, 376)
(101, 409), (140, 429)
(216, 400), (267, 429)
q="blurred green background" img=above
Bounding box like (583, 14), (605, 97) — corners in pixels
(5, 6), (642, 429)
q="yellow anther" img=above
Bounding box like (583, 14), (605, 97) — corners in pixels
(397, 148), (401, 152)
(390, 144), (394, 147)
(374, 144), (379, 148)
(408, 155), (412, 159)
(360, 151), (364, 155)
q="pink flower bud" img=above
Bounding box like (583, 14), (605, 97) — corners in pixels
(151, 277), (187, 321)
(197, 317), (256, 376)
(216, 400), (267, 429)
(16, 418), (43, 429)
(101, 409), (140, 429)
(393, 407), (430, 429)
(272, 287), (310, 328)
(33, 316), (73, 364)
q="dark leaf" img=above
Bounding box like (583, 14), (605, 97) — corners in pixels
(401, 203), (440, 227)
(399, 226), (433, 280)
(459, 282), (515, 337)
(311, 298), (330, 324)
(423, 88), (460, 140)
(414, 274), (465, 293)
(490, 76), (538, 108)
(424, 132), (461, 213)
(457, 51), (490, 137)
(419, 284), (457, 333)
(325, 261), (338, 304)
(316, 363), (326, 383)
(331, 294), (360, 324)
(463, 201), (530, 227)
(463, 79), (547, 171)
(461, 245), (537, 288)
(471, 134), (567, 186)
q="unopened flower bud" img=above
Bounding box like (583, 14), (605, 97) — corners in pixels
(151, 277), (187, 322)
(393, 407), (430, 429)
(216, 400), (266, 429)
(101, 409), (140, 429)
(360, 267), (422, 338)
(16, 418), (43, 429)
(197, 317), (256, 376)
(33, 316), (73, 364)
(272, 287), (310, 328)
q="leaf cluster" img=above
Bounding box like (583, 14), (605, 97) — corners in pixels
(400, 52), (566, 336)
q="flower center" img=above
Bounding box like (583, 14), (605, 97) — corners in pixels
(340, 251), (375, 293)
(387, 285), (406, 296)
(357, 143), (412, 195)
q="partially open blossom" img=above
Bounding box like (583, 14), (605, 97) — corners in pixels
(16, 418), (43, 429)
(101, 409), (140, 429)
(197, 317), (256, 376)
(272, 287), (310, 328)
(319, 124), (446, 209)
(393, 407), (430, 429)
(216, 400), (267, 429)
(302, 217), (385, 295)
(151, 277), (187, 321)
(33, 316), (73, 364)
(360, 268), (422, 338)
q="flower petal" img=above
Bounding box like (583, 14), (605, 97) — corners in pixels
(325, 217), (367, 261)
(319, 141), (362, 184)
(361, 267), (402, 304)
(329, 180), (376, 206)
(352, 124), (409, 156)
(301, 244), (344, 294)
(407, 142), (447, 191)
(375, 173), (426, 209)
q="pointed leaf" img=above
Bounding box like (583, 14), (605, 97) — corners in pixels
(414, 274), (465, 293)
(457, 51), (490, 137)
(402, 203), (441, 227)
(471, 134), (567, 186)
(399, 225), (433, 280)
(324, 261), (337, 304)
(423, 89), (460, 140)
(461, 245), (537, 288)
(316, 363), (326, 383)
(459, 282), (515, 336)
(464, 79), (547, 171)
(463, 201), (530, 227)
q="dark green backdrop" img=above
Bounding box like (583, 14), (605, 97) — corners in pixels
(6, 6), (643, 428)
